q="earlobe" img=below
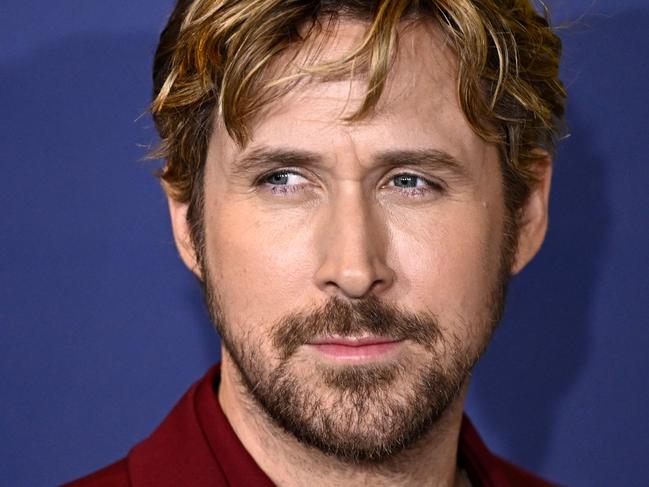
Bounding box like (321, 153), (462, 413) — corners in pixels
(167, 196), (202, 279)
(510, 154), (553, 275)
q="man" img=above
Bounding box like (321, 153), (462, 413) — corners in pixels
(66, 0), (566, 485)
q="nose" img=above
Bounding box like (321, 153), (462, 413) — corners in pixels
(313, 185), (395, 299)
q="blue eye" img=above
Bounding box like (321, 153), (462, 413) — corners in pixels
(393, 175), (419, 188)
(264, 171), (306, 186)
(267, 172), (290, 185)
(391, 174), (430, 189)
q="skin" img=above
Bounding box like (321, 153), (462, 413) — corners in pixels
(168, 20), (551, 487)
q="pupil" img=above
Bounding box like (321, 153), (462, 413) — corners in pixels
(270, 173), (289, 185)
(395, 175), (416, 188)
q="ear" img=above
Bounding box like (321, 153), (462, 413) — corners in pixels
(510, 152), (553, 275)
(167, 196), (202, 279)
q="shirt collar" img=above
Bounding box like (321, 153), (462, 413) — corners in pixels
(128, 364), (509, 486)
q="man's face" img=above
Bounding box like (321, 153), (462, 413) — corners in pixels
(175, 21), (523, 461)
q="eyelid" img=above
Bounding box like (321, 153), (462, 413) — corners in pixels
(256, 167), (308, 186)
(382, 171), (446, 190)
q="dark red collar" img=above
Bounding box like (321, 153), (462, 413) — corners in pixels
(129, 364), (273, 486)
(127, 364), (547, 486)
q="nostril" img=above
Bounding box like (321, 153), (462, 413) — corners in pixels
(319, 263), (394, 300)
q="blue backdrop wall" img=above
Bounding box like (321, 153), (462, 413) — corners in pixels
(1, 1), (648, 485)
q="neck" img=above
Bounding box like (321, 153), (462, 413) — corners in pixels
(218, 353), (469, 487)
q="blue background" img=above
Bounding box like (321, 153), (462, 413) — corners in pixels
(1, 1), (648, 485)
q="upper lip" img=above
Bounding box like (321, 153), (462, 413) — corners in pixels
(308, 336), (402, 347)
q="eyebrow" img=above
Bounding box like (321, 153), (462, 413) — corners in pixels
(230, 146), (471, 183)
(230, 146), (322, 176)
(373, 149), (472, 183)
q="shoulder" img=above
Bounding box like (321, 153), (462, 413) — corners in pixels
(459, 415), (559, 486)
(61, 459), (130, 487)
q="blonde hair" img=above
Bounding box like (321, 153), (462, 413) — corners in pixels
(151, 0), (566, 219)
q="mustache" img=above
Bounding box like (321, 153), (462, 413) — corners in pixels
(272, 296), (442, 360)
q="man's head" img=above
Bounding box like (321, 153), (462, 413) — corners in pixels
(152, 0), (565, 463)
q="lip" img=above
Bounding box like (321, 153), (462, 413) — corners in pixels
(307, 336), (403, 361)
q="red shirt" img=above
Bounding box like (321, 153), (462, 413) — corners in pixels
(63, 365), (555, 486)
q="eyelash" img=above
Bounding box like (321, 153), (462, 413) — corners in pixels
(258, 171), (308, 195)
(258, 170), (444, 197)
(386, 174), (444, 197)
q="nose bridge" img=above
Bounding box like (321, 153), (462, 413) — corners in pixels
(333, 184), (374, 259)
(314, 182), (394, 298)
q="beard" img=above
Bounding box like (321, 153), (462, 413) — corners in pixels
(199, 265), (510, 463)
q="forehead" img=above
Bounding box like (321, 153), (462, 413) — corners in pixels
(211, 19), (493, 172)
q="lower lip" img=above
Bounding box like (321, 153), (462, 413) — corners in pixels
(309, 341), (403, 360)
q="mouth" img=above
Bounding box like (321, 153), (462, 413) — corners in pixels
(306, 336), (404, 362)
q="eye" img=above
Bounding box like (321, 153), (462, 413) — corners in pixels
(390, 174), (428, 189)
(258, 170), (315, 197)
(381, 172), (445, 200)
(387, 173), (441, 190)
(263, 171), (307, 186)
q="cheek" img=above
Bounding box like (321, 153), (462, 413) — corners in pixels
(203, 201), (317, 330)
(389, 205), (504, 336)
